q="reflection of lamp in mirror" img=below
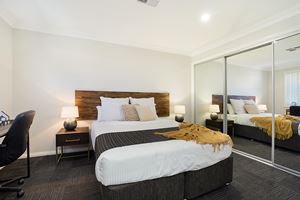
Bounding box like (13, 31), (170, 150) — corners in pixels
(174, 105), (185, 122)
(209, 105), (220, 120)
(61, 106), (79, 131)
(257, 104), (267, 113)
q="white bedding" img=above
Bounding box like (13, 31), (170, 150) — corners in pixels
(91, 118), (232, 186)
(227, 113), (273, 127)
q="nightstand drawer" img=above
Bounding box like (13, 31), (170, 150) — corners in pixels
(56, 133), (89, 146)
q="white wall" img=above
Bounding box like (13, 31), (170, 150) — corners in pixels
(12, 29), (191, 156)
(0, 17), (13, 116)
(194, 61), (270, 124)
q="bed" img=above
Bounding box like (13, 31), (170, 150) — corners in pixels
(212, 94), (300, 152)
(75, 90), (233, 200)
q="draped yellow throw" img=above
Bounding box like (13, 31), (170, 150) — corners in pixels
(249, 115), (299, 140)
(155, 123), (233, 151)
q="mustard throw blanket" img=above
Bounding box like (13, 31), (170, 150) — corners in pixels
(250, 115), (300, 140)
(156, 123), (233, 151)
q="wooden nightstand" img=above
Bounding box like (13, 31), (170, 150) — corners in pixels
(205, 119), (234, 136)
(56, 127), (90, 164)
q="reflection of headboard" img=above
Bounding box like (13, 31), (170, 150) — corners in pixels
(212, 94), (256, 114)
(75, 90), (170, 120)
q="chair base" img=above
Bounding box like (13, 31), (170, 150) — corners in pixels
(0, 176), (25, 198)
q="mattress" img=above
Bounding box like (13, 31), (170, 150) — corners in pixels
(91, 118), (232, 186)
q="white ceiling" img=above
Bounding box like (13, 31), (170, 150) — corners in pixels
(0, 0), (300, 56)
(228, 33), (300, 70)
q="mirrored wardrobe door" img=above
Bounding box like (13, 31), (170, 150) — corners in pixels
(274, 33), (300, 172)
(194, 59), (226, 132)
(226, 44), (273, 160)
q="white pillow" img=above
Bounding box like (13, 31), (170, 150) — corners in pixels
(230, 99), (246, 114)
(129, 97), (158, 118)
(100, 97), (129, 121)
(96, 106), (102, 121)
(227, 104), (235, 115)
(244, 99), (255, 105)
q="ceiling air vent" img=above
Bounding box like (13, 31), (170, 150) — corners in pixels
(286, 45), (300, 52)
(137, 0), (160, 7)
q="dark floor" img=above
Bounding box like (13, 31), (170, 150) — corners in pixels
(0, 153), (300, 200)
(233, 136), (300, 171)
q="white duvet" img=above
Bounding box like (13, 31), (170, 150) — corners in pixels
(91, 118), (232, 186)
(227, 113), (273, 127)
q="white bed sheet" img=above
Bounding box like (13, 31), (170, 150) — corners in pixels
(91, 118), (232, 186)
(227, 113), (273, 127)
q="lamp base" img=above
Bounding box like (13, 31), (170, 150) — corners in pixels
(175, 115), (184, 123)
(63, 120), (77, 131)
(210, 113), (218, 120)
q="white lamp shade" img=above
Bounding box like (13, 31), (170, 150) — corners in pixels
(209, 104), (220, 113)
(257, 104), (267, 111)
(61, 106), (79, 118)
(174, 105), (186, 114)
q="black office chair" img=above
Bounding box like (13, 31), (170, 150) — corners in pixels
(290, 106), (300, 116)
(0, 110), (35, 198)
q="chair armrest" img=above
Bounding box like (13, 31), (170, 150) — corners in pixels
(0, 144), (7, 148)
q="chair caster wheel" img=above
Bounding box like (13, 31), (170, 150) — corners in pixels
(18, 179), (25, 185)
(17, 190), (24, 198)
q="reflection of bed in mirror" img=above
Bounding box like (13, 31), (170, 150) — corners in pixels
(212, 94), (300, 152)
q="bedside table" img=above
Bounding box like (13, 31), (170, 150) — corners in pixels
(56, 127), (90, 164)
(205, 119), (234, 135)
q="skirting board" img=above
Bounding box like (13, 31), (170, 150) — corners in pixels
(20, 147), (89, 159)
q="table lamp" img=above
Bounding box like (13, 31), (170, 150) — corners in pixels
(209, 104), (220, 120)
(174, 105), (186, 122)
(61, 106), (79, 131)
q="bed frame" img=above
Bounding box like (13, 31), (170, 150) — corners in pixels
(213, 94), (300, 153)
(234, 124), (300, 152)
(75, 90), (234, 200)
(100, 157), (233, 200)
(75, 90), (170, 120)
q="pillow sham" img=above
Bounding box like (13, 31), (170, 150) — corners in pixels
(227, 104), (235, 115)
(135, 105), (157, 121)
(230, 99), (246, 114)
(244, 99), (255, 105)
(96, 106), (102, 121)
(244, 104), (260, 114)
(100, 97), (129, 121)
(129, 97), (158, 118)
(122, 104), (139, 121)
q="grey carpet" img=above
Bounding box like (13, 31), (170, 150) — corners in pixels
(0, 153), (299, 200)
(233, 136), (300, 172)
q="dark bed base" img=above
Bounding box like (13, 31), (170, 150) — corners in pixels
(99, 157), (233, 200)
(234, 124), (300, 152)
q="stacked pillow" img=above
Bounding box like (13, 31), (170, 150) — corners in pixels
(97, 97), (158, 121)
(230, 99), (260, 114)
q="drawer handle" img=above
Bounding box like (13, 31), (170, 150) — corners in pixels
(65, 138), (81, 143)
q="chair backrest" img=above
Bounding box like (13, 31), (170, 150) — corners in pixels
(0, 110), (35, 166)
(290, 106), (300, 116)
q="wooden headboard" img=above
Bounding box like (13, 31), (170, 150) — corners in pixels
(75, 90), (170, 120)
(212, 94), (256, 113)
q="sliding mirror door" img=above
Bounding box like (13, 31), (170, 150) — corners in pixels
(194, 59), (225, 132)
(227, 45), (273, 160)
(274, 34), (300, 173)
